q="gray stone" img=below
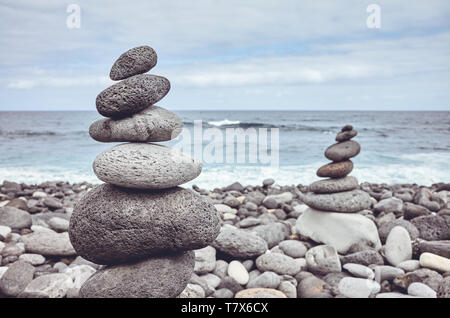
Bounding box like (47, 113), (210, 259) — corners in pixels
(418, 240), (450, 259)
(80, 251), (194, 298)
(437, 277), (450, 298)
(297, 275), (333, 298)
(340, 250), (384, 266)
(178, 283), (205, 298)
(322, 272), (351, 295)
(22, 231), (75, 256)
(385, 226), (412, 266)
(278, 281), (297, 298)
(245, 191), (265, 205)
(251, 223), (289, 248)
(200, 273), (221, 290)
(70, 184), (219, 264)
(217, 276), (244, 294)
(0, 260), (35, 296)
(373, 266), (405, 282)
(403, 202), (431, 220)
(1, 243), (25, 257)
(343, 263), (374, 279)
(324, 140), (361, 161)
(408, 282), (437, 298)
(279, 240), (307, 258)
(309, 176), (359, 194)
(305, 245), (341, 275)
(242, 260), (254, 271)
(296, 208), (381, 254)
(300, 190), (372, 213)
(64, 265), (96, 291)
(397, 260), (420, 272)
(247, 271), (280, 289)
(212, 260), (228, 279)
(190, 273), (214, 296)
(109, 46), (157, 80)
(89, 105), (183, 143)
(0, 225), (11, 240)
(335, 129), (357, 142)
(338, 277), (380, 298)
(93, 143), (202, 189)
(43, 197), (63, 210)
(0, 206), (32, 229)
(414, 188), (441, 212)
(374, 197), (404, 214)
(53, 262), (68, 273)
(96, 74), (170, 118)
(411, 215), (450, 241)
(19, 273), (73, 298)
(213, 288), (234, 298)
(19, 253), (45, 265)
(376, 292), (417, 298)
(69, 256), (102, 270)
(394, 268), (443, 291)
(378, 219), (419, 243)
(212, 227), (268, 258)
(47, 217), (69, 232)
(263, 178), (275, 187)
(238, 217), (261, 228)
(263, 192), (293, 206)
(194, 246), (216, 275)
(256, 253), (302, 276)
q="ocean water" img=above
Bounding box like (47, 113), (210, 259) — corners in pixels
(0, 111), (449, 189)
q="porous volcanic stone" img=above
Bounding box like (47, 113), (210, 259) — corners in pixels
(69, 184), (220, 264)
(93, 143), (202, 189)
(80, 252), (194, 298)
(96, 74), (170, 118)
(89, 105), (183, 142)
(110, 46), (157, 81)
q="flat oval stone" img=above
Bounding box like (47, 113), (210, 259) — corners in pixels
(316, 160), (353, 178)
(89, 105), (183, 142)
(300, 190), (372, 212)
(109, 46), (157, 81)
(309, 176), (359, 194)
(341, 125), (353, 131)
(325, 141), (360, 161)
(336, 130), (357, 142)
(93, 143), (201, 189)
(96, 74), (170, 118)
(80, 252), (194, 298)
(69, 184), (220, 264)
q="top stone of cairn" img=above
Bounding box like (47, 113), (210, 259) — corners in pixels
(109, 46), (157, 81)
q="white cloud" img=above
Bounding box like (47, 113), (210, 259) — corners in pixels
(7, 80), (35, 89)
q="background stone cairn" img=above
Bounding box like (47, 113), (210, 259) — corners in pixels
(296, 125), (382, 255)
(68, 46), (220, 298)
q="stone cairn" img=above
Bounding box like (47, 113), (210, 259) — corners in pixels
(68, 46), (220, 298)
(296, 125), (382, 254)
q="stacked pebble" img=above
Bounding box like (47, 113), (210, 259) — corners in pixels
(296, 125), (382, 254)
(68, 46), (220, 298)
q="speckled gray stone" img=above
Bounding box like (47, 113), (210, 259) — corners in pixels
(255, 253), (302, 276)
(109, 46), (157, 81)
(96, 74), (170, 118)
(325, 140), (361, 161)
(69, 184), (220, 264)
(212, 227), (268, 258)
(93, 143), (202, 189)
(309, 176), (359, 194)
(89, 105), (183, 143)
(300, 190), (372, 212)
(80, 252), (194, 298)
(0, 260), (35, 297)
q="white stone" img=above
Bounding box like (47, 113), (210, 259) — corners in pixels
(48, 217), (70, 232)
(338, 277), (380, 298)
(407, 282), (437, 298)
(31, 225), (55, 233)
(343, 263), (375, 279)
(20, 273), (74, 298)
(293, 204), (308, 214)
(194, 246), (216, 275)
(397, 260), (420, 272)
(32, 191), (47, 198)
(19, 253), (46, 265)
(295, 207), (382, 254)
(64, 265), (96, 289)
(419, 252), (450, 272)
(385, 226), (412, 266)
(214, 204), (234, 214)
(223, 212), (237, 220)
(0, 266), (8, 280)
(0, 225), (12, 240)
(228, 260), (250, 285)
(263, 192), (293, 205)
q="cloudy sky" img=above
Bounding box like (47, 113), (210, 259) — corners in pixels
(1, 0), (450, 111)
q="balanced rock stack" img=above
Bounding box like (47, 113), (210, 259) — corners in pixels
(296, 125), (382, 254)
(68, 46), (220, 298)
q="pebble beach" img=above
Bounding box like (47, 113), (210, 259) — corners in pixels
(0, 179), (449, 298)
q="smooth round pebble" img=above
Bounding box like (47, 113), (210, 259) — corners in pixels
(227, 261), (249, 285)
